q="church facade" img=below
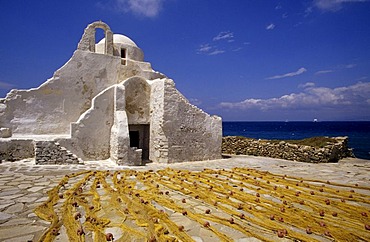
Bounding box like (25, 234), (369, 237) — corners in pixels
(0, 21), (222, 165)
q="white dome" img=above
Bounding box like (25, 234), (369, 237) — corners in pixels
(98, 34), (137, 47)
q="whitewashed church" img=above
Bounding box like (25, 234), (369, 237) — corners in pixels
(0, 21), (222, 165)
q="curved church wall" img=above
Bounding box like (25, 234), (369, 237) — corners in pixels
(123, 77), (151, 124)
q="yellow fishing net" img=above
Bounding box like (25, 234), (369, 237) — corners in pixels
(34, 168), (370, 241)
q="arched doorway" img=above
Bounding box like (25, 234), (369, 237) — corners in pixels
(123, 76), (151, 162)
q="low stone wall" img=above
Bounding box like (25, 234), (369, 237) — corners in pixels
(222, 136), (354, 163)
(0, 139), (35, 162)
(35, 141), (83, 165)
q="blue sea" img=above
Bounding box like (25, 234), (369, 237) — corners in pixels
(222, 121), (370, 160)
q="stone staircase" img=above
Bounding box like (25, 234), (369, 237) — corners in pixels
(35, 141), (83, 165)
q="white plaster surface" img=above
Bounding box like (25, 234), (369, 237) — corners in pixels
(0, 21), (222, 165)
(71, 86), (115, 160)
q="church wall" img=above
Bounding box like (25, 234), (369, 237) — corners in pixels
(110, 84), (142, 165)
(70, 86), (115, 159)
(149, 79), (169, 163)
(0, 50), (121, 135)
(162, 79), (222, 163)
(0, 21), (223, 165)
(123, 77), (151, 124)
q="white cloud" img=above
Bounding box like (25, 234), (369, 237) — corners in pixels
(213, 31), (234, 41)
(345, 63), (356, 69)
(219, 82), (370, 111)
(315, 69), (334, 75)
(357, 76), (368, 81)
(314, 63), (356, 75)
(313, 0), (368, 12)
(232, 47), (243, 52)
(198, 44), (212, 53)
(114, 0), (164, 17)
(266, 67), (307, 80)
(0, 81), (15, 90)
(189, 98), (202, 106)
(304, 6), (313, 17)
(197, 44), (225, 56)
(198, 31), (241, 56)
(299, 82), (316, 88)
(294, 22), (304, 27)
(266, 23), (276, 30)
(208, 49), (225, 56)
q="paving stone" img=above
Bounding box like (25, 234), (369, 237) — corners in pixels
(0, 201), (15, 210)
(24, 176), (42, 181)
(34, 182), (50, 186)
(55, 225), (69, 242)
(17, 184), (32, 189)
(191, 236), (203, 242)
(198, 228), (218, 242)
(3, 234), (34, 242)
(12, 177), (29, 182)
(4, 203), (24, 214)
(0, 194), (24, 201)
(0, 189), (21, 197)
(0, 212), (14, 222)
(0, 225), (45, 240)
(15, 196), (38, 203)
(38, 219), (51, 226)
(34, 197), (48, 203)
(0, 185), (14, 190)
(26, 202), (44, 209)
(171, 213), (195, 228)
(1, 217), (33, 226)
(27, 212), (37, 218)
(237, 237), (263, 242)
(6, 182), (22, 186)
(0, 174), (13, 181)
(27, 186), (45, 192)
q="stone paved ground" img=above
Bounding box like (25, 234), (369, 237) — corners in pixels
(0, 155), (369, 241)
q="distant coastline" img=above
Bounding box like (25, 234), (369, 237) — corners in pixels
(222, 121), (370, 160)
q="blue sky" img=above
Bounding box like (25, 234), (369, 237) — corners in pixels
(0, 0), (369, 121)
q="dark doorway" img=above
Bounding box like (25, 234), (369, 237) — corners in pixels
(128, 125), (150, 162)
(129, 131), (139, 148)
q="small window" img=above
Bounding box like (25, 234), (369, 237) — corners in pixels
(121, 48), (126, 58)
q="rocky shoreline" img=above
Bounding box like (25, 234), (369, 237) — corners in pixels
(222, 136), (354, 163)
